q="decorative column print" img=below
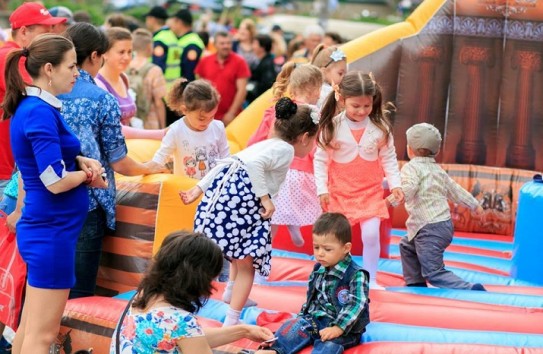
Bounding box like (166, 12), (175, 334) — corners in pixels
(415, 45), (443, 123)
(506, 45), (541, 170)
(456, 44), (493, 165)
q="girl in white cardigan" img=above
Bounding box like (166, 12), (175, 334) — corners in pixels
(181, 98), (319, 326)
(314, 71), (404, 289)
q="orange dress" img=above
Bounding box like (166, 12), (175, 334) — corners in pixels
(328, 128), (389, 224)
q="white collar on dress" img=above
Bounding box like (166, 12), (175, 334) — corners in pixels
(25, 86), (62, 110)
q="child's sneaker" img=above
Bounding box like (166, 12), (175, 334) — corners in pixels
(471, 283), (486, 291)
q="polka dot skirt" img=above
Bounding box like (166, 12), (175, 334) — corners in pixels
(194, 164), (272, 276)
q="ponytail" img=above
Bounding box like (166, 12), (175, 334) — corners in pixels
(166, 78), (219, 114)
(3, 49), (28, 120)
(317, 89), (339, 149)
(272, 61), (295, 100)
(310, 43), (327, 65)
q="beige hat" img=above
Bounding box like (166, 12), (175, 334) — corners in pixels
(406, 123), (442, 155)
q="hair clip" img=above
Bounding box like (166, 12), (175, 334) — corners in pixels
(324, 48), (346, 67)
(332, 83), (341, 101)
(21, 47), (29, 57)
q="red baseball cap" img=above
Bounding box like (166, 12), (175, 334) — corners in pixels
(9, 2), (67, 30)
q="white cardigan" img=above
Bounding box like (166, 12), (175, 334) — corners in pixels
(198, 138), (294, 198)
(314, 112), (402, 196)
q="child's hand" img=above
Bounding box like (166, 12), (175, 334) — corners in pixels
(143, 161), (169, 174)
(179, 186), (203, 204)
(260, 195), (275, 219)
(319, 326), (344, 341)
(474, 205), (484, 215)
(319, 193), (330, 211)
(391, 188), (404, 205)
(242, 324), (275, 343)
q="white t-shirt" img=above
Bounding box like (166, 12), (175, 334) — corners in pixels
(152, 118), (230, 179)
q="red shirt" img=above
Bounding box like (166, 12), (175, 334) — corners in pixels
(195, 52), (250, 120)
(0, 41), (31, 179)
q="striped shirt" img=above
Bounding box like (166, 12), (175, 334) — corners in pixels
(301, 254), (368, 332)
(401, 157), (480, 240)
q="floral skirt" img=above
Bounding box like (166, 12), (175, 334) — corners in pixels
(194, 163), (272, 276)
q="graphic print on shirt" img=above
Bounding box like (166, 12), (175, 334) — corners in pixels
(208, 146), (219, 169)
(195, 147), (208, 178)
(184, 156), (197, 178)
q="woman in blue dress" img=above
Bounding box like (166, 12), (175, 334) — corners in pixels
(4, 34), (107, 354)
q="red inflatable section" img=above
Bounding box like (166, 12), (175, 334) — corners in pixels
(272, 191), (393, 258)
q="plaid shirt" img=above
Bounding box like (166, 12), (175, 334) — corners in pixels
(300, 254), (368, 332)
(401, 157), (480, 241)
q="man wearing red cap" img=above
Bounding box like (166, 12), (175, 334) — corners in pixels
(0, 2), (65, 350)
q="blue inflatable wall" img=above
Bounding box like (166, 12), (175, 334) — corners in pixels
(511, 174), (543, 285)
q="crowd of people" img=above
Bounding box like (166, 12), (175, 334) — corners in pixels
(0, 2), (487, 354)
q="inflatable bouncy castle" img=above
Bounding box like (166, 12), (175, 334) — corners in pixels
(53, 0), (543, 353)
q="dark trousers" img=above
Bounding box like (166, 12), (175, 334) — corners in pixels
(69, 208), (107, 299)
(399, 219), (472, 289)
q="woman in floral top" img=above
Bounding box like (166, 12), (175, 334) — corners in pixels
(111, 231), (274, 353)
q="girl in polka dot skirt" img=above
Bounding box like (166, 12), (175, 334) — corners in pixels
(247, 63), (323, 248)
(181, 98), (320, 326)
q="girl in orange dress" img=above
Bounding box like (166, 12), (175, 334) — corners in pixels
(314, 71), (404, 289)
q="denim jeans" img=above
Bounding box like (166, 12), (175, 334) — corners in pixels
(270, 316), (361, 354)
(69, 207), (107, 299)
(0, 195), (16, 215)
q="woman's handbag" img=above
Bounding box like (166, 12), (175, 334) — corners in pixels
(0, 211), (26, 331)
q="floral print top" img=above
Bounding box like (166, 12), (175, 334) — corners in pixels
(110, 306), (204, 353)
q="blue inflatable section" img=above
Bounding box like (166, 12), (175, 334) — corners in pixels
(388, 244), (512, 273)
(388, 287), (543, 308)
(363, 322), (543, 348)
(390, 231), (513, 253)
(272, 250), (539, 287)
(512, 176), (543, 285)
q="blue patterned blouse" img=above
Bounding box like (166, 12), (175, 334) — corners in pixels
(58, 69), (128, 229)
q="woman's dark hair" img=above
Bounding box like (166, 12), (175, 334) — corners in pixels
(197, 31), (210, 47)
(133, 231), (223, 313)
(3, 34), (74, 120)
(254, 34), (272, 53)
(166, 78), (220, 114)
(319, 71), (393, 149)
(274, 97), (318, 143)
(324, 32), (344, 45)
(313, 212), (352, 244)
(64, 23), (108, 66)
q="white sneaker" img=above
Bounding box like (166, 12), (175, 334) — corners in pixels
(369, 281), (385, 290)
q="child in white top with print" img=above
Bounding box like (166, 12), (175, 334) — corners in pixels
(310, 44), (347, 109)
(149, 79), (230, 179)
(247, 63), (323, 247)
(181, 98), (320, 326)
(314, 71), (404, 290)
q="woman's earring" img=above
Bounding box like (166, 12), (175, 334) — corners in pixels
(48, 79), (52, 87)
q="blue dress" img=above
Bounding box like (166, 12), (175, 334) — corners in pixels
(9, 89), (89, 289)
